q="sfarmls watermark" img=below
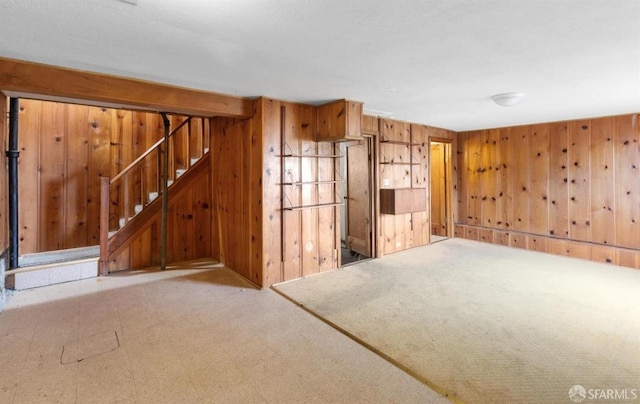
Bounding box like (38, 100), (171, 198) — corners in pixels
(569, 385), (638, 402)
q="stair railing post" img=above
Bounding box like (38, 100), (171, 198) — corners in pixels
(160, 113), (170, 271)
(99, 177), (110, 275)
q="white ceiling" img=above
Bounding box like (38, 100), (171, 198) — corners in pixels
(0, 0), (639, 131)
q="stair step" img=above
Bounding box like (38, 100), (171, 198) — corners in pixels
(108, 230), (117, 238)
(190, 157), (200, 166)
(19, 245), (100, 266)
(204, 147), (209, 154)
(148, 192), (158, 202)
(5, 258), (99, 290)
(167, 180), (174, 186)
(176, 169), (187, 178)
(119, 218), (126, 229)
(134, 204), (143, 215)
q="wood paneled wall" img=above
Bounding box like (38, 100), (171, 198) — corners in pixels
(376, 118), (457, 256)
(210, 115), (262, 285)
(456, 114), (640, 269)
(259, 98), (341, 286)
(17, 99), (167, 254)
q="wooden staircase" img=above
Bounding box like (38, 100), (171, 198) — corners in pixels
(3, 114), (210, 289)
(99, 115), (210, 274)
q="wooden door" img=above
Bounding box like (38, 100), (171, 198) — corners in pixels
(346, 139), (372, 257)
(430, 142), (450, 237)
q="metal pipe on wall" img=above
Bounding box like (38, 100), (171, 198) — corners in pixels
(7, 98), (19, 269)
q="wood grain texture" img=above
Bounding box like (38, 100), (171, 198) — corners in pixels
(17, 100), (204, 258)
(529, 125), (549, 235)
(456, 114), (640, 270)
(568, 120), (591, 241)
(362, 114), (379, 135)
(107, 157), (211, 271)
(548, 122), (569, 238)
(412, 125), (429, 244)
(38, 101), (67, 251)
(512, 125), (530, 233)
(316, 99), (363, 141)
(614, 114), (640, 248)
(66, 105), (90, 248)
(481, 130), (497, 228)
(0, 57), (252, 118)
(17, 99), (41, 253)
(260, 98), (283, 286)
(589, 118), (615, 245)
(376, 119), (454, 255)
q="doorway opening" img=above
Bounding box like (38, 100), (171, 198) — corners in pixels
(340, 137), (374, 265)
(429, 139), (453, 243)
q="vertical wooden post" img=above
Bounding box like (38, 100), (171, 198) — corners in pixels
(123, 174), (130, 225)
(99, 177), (110, 275)
(160, 113), (170, 270)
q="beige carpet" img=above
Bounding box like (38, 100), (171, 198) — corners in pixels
(274, 238), (640, 403)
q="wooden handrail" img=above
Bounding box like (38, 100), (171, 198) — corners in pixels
(110, 116), (192, 184)
(99, 114), (208, 274)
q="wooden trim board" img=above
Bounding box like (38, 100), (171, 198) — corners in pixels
(0, 57), (252, 118)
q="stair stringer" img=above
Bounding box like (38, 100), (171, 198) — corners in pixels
(105, 155), (211, 272)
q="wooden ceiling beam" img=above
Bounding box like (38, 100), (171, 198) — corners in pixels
(0, 57), (253, 118)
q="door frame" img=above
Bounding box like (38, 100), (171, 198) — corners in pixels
(429, 137), (453, 238)
(343, 135), (376, 261)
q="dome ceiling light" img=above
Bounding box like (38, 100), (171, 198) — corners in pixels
(491, 92), (527, 107)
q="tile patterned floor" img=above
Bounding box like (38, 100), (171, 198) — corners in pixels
(0, 262), (445, 404)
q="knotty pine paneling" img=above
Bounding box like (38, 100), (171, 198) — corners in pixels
(590, 118), (615, 245)
(548, 122), (569, 238)
(614, 114), (640, 248)
(65, 105), (90, 248)
(362, 114), (379, 135)
(377, 119), (456, 256)
(38, 101), (67, 251)
(512, 125), (531, 233)
(17, 99), (177, 254)
(260, 98), (283, 286)
(456, 114), (640, 270)
(568, 120), (591, 241)
(252, 98), (340, 286)
(456, 133), (468, 226)
(529, 124), (550, 235)
(211, 116), (253, 282)
(299, 105), (322, 277)
(412, 125), (430, 244)
(17, 100), (41, 253)
(495, 128), (513, 229)
(481, 130), (498, 228)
